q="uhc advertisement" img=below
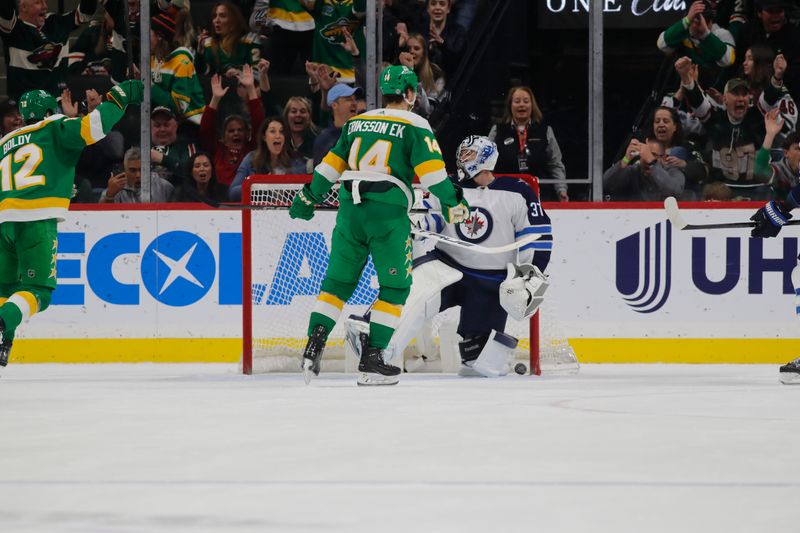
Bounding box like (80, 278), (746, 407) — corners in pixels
(12, 205), (800, 364)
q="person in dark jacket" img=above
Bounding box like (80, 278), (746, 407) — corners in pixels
(488, 85), (568, 202)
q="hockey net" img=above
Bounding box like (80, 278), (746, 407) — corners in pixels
(241, 175), (578, 376)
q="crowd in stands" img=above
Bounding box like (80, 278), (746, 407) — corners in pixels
(1, 0), (800, 203)
(606, 0), (800, 202)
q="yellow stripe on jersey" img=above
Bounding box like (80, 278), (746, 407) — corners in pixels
(372, 300), (402, 317)
(414, 159), (445, 177)
(322, 152), (348, 173)
(79, 114), (95, 144)
(270, 7), (314, 23)
(0, 197), (70, 211)
(354, 115), (414, 126)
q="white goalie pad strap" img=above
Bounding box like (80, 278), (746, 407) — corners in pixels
(384, 258), (463, 367)
(499, 263), (549, 321)
(470, 330), (519, 378)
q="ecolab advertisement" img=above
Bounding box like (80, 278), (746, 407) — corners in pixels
(13, 206), (800, 364)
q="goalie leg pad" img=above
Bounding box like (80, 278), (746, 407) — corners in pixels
(344, 314), (371, 372)
(384, 258), (463, 367)
(469, 330), (519, 378)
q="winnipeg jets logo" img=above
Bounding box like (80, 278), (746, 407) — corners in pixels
(455, 207), (493, 244)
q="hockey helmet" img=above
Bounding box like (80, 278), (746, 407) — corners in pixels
(379, 65), (419, 96)
(18, 90), (58, 122)
(456, 135), (498, 181)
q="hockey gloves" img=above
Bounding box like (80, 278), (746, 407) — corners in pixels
(106, 80), (145, 109)
(443, 199), (470, 224)
(751, 200), (792, 238)
(442, 184), (471, 224)
(289, 184), (321, 220)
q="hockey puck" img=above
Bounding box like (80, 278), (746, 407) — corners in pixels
(514, 363), (527, 375)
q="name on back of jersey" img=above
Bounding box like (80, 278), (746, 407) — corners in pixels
(3, 133), (32, 156)
(347, 120), (406, 138)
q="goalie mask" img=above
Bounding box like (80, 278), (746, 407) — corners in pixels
(456, 135), (498, 182)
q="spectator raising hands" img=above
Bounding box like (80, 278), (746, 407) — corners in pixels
(199, 64), (265, 189)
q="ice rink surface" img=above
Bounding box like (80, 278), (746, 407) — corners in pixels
(0, 363), (798, 533)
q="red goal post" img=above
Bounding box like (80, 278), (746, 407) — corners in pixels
(241, 173), (561, 376)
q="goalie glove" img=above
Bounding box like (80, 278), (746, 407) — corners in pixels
(499, 263), (549, 320)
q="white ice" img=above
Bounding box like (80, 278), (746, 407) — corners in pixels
(0, 364), (798, 533)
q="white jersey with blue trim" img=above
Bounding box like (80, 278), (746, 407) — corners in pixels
(420, 176), (553, 272)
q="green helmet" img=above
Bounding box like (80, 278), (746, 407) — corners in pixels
(379, 65), (419, 96)
(19, 89), (58, 122)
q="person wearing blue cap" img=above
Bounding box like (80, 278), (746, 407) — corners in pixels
(312, 83), (364, 166)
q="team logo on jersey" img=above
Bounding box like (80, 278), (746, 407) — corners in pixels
(141, 231), (216, 307)
(28, 42), (63, 69)
(321, 18), (359, 43)
(455, 207), (493, 244)
(616, 221), (672, 313)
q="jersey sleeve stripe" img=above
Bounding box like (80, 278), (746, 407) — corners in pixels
(521, 242), (553, 251)
(315, 162), (342, 183)
(322, 152), (347, 173)
(80, 110), (106, 144)
(414, 159), (445, 177)
(515, 225), (552, 237)
(418, 168), (449, 189)
(0, 10), (16, 32)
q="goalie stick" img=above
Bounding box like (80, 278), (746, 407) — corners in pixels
(664, 196), (800, 230)
(410, 227), (547, 254)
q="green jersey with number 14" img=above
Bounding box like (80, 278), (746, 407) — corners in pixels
(312, 108), (460, 210)
(0, 102), (124, 222)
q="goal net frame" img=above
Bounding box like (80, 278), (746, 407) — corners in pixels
(241, 174), (555, 376)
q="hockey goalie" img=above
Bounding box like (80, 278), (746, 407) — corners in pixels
(346, 135), (553, 381)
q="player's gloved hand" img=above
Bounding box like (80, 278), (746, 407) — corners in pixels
(443, 198), (470, 224)
(106, 80), (145, 109)
(289, 184), (320, 220)
(750, 200), (792, 238)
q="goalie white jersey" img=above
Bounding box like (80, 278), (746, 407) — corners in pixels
(419, 176), (552, 273)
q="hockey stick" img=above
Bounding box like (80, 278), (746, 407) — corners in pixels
(192, 194), (549, 253)
(664, 196), (800, 230)
(411, 227), (548, 254)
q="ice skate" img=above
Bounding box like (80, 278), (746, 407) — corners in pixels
(357, 346), (401, 386)
(301, 324), (327, 385)
(457, 360), (483, 377)
(779, 358), (800, 384)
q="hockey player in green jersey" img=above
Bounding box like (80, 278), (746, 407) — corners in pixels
(289, 64), (470, 385)
(0, 79), (144, 371)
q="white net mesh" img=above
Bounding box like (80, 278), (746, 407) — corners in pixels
(244, 179), (577, 375)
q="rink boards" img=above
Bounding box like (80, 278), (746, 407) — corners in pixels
(8, 202), (800, 365)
